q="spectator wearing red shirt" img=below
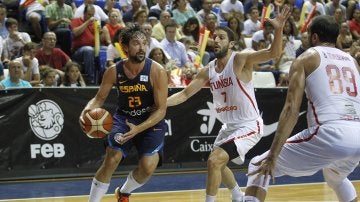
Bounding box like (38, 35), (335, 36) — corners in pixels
(348, 7), (360, 40)
(36, 32), (70, 72)
(71, 4), (96, 84)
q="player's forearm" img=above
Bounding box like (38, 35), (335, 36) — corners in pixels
(269, 28), (284, 59)
(167, 91), (188, 107)
(268, 103), (299, 159)
(136, 108), (167, 133)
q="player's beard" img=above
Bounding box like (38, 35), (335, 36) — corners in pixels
(214, 45), (228, 59)
(129, 52), (145, 63)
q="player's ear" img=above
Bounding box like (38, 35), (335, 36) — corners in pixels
(229, 41), (235, 49)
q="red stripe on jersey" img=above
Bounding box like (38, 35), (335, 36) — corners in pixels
(309, 99), (321, 125)
(224, 131), (257, 144)
(236, 78), (258, 115)
(286, 126), (319, 143)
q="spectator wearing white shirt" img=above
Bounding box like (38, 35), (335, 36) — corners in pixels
(220, 0), (244, 22)
(14, 42), (41, 86)
(243, 7), (261, 37)
(74, 0), (108, 23)
(251, 21), (274, 50)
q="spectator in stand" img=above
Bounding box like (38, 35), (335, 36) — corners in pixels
(243, 7), (261, 38)
(228, 16), (246, 51)
(244, 0), (263, 19)
(14, 42), (41, 86)
(200, 13), (218, 61)
(149, 0), (171, 20)
(160, 22), (191, 69)
(101, 10), (124, 46)
(197, 0), (217, 25)
(35, 32), (71, 81)
(119, 0), (147, 14)
(141, 22), (164, 58)
(74, 0), (108, 23)
(45, 0), (73, 57)
(0, 5), (9, 39)
(325, 0), (346, 21)
(292, 7), (301, 30)
(342, 0), (357, 20)
(336, 22), (353, 52)
(295, 31), (310, 57)
(349, 7), (360, 40)
(71, 4), (97, 84)
(0, 60), (32, 90)
(2, 18), (32, 63)
(148, 47), (176, 86)
(39, 66), (58, 87)
(334, 7), (345, 25)
(19, 0), (49, 41)
(133, 9), (148, 26)
(152, 11), (183, 42)
(251, 20), (274, 51)
(106, 28), (122, 67)
(172, 0), (200, 27)
(220, 0), (244, 22)
(103, 0), (121, 16)
(304, 0), (325, 18)
(182, 17), (200, 43)
(60, 61), (86, 87)
(65, 0), (77, 12)
(122, 0), (143, 23)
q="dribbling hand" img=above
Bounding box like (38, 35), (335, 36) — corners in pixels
(114, 120), (138, 144)
(247, 156), (276, 186)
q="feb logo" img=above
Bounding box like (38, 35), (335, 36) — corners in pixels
(28, 100), (64, 140)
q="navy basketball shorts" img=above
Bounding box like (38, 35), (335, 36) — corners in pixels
(107, 113), (167, 161)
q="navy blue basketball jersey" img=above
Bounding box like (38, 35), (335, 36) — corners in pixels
(115, 58), (154, 119)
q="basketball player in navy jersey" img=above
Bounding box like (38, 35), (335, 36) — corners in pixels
(244, 16), (360, 202)
(167, 6), (290, 202)
(79, 24), (168, 202)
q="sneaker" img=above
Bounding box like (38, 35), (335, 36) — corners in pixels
(115, 187), (131, 202)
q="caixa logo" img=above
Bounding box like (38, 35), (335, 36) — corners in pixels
(28, 99), (65, 159)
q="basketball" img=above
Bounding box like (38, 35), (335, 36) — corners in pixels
(82, 108), (113, 138)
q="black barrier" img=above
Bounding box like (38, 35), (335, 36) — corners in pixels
(0, 87), (307, 180)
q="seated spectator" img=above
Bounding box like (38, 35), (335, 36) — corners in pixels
(39, 66), (57, 87)
(2, 18), (32, 63)
(336, 22), (353, 52)
(35, 32), (71, 74)
(274, 36), (296, 86)
(160, 22), (192, 69)
(295, 31), (310, 57)
(334, 7), (345, 26)
(119, 0), (147, 14)
(14, 42), (41, 86)
(220, 0), (244, 22)
(197, 0), (217, 25)
(304, 0), (326, 18)
(182, 17), (200, 43)
(45, 0), (73, 56)
(228, 16), (246, 51)
(19, 0), (49, 41)
(251, 21), (274, 51)
(122, 0), (143, 23)
(0, 60), (32, 90)
(200, 13), (218, 61)
(74, 0), (108, 23)
(152, 11), (183, 42)
(71, 4), (97, 84)
(101, 10), (124, 46)
(148, 47), (176, 86)
(0, 5), (9, 39)
(325, 0), (346, 21)
(103, 0), (121, 16)
(149, 0), (171, 20)
(244, 0), (263, 20)
(348, 7), (360, 40)
(243, 7), (261, 37)
(106, 28), (122, 67)
(133, 9), (148, 26)
(141, 23), (164, 58)
(172, 0), (200, 27)
(60, 61), (86, 87)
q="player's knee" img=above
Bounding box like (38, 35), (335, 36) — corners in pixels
(207, 153), (226, 170)
(323, 168), (343, 186)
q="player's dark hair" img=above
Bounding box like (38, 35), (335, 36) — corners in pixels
(308, 15), (339, 44)
(120, 23), (146, 46)
(216, 26), (236, 42)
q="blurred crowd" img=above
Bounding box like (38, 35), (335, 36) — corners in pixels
(0, 0), (360, 90)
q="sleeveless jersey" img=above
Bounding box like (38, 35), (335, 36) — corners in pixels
(306, 46), (360, 127)
(115, 58), (154, 119)
(208, 52), (260, 124)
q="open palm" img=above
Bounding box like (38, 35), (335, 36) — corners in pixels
(266, 5), (291, 30)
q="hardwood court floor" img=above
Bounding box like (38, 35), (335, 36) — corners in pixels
(4, 181), (359, 202)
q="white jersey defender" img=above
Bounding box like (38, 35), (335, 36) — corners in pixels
(249, 46), (360, 192)
(208, 52), (263, 164)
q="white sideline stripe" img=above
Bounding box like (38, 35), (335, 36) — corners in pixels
(1, 180), (359, 201)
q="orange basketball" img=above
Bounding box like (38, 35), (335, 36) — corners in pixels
(83, 108), (113, 138)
